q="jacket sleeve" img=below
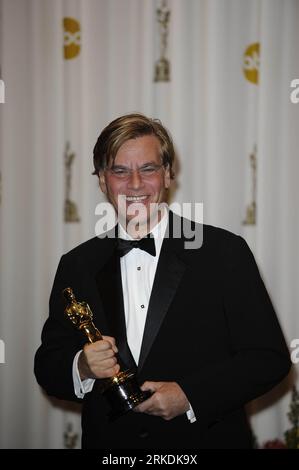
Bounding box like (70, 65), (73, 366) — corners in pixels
(34, 254), (85, 402)
(177, 236), (292, 425)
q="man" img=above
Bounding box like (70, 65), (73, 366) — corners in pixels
(35, 113), (291, 449)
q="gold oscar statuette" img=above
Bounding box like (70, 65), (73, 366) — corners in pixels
(63, 287), (150, 419)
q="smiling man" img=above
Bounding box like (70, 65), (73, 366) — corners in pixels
(94, 115), (172, 238)
(35, 113), (291, 449)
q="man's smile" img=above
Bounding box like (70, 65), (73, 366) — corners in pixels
(125, 195), (148, 202)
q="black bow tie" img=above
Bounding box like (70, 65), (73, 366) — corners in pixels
(116, 236), (156, 257)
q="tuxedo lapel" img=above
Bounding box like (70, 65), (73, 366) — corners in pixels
(138, 236), (187, 372)
(95, 250), (137, 372)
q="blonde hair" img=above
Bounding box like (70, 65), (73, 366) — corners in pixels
(93, 113), (175, 179)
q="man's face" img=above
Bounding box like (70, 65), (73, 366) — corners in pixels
(99, 135), (170, 231)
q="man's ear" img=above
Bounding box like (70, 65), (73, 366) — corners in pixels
(99, 171), (107, 194)
(164, 164), (171, 189)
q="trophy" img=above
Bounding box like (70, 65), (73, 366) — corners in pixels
(63, 287), (150, 419)
(64, 142), (80, 223)
(243, 145), (257, 226)
(154, 1), (171, 82)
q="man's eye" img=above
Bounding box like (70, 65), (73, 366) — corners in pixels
(113, 168), (128, 175)
(141, 167), (155, 173)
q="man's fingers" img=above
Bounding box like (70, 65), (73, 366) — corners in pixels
(85, 338), (118, 354)
(101, 356), (118, 368)
(140, 381), (160, 393)
(97, 363), (120, 378)
(133, 382), (163, 413)
(102, 335), (118, 353)
(79, 337), (120, 380)
(96, 348), (116, 360)
(134, 394), (155, 413)
(134, 382), (190, 420)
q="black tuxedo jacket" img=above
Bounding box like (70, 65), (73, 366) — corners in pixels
(34, 212), (291, 449)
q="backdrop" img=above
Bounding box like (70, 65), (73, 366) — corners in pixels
(0, 0), (298, 449)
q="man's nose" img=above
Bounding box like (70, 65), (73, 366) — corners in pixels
(127, 169), (144, 189)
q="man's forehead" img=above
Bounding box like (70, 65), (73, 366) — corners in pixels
(113, 136), (161, 164)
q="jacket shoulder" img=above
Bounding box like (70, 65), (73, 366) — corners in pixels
(60, 231), (117, 274)
(64, 236), (102, 258)
(201, 223), (255, 270)
(63, 224), (117, 258)
(203, 223), (242, 245)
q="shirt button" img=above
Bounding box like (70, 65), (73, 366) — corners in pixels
(139, 429), (149, 439)
(141, 304), (145, 309)
(137, 266), (141, 271)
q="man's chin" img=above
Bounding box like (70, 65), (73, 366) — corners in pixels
(117, 212), (160, 236)
(118, 214), (149, 228)
(116, 201), (165, 233)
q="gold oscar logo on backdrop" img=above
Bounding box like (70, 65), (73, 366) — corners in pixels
(64, 142), (80, 223)
(243, 43), (260, 84)
(63, 17), (81, 60)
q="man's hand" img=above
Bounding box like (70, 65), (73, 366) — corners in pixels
(134, 381), (190, 420)
(78, 336), (120, 380)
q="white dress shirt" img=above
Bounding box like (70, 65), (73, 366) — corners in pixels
(72, 209), (196, 423)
